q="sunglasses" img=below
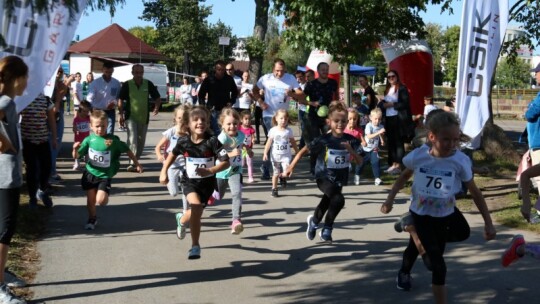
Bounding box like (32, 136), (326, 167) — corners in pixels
(387, 75), (396, 78)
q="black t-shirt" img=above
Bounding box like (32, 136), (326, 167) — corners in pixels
(303, 78), (338, 117)
(172, 133), (229, 187)
(197, 74), (238, 111)
(363, 86), (378, 111)
(309, 133), (361, 185)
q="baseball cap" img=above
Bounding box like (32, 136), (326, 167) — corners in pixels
(531, 63), (540, 73)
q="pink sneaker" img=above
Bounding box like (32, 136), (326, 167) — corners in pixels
(246, 177), (254, 183)
(207, 190), (220, 206)
(501, 235), (525, 267)
(231, 219), (244, 235)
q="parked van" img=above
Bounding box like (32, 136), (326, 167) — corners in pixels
(112, 63), (169, 102)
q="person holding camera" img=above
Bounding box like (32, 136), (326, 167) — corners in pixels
(235, 71), (253, 113)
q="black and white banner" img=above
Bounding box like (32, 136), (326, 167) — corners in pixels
(1, 1), (86, 112)
(456, 0), (508, 148)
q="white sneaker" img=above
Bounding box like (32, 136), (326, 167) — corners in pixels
(0, 283), (26, 304)
(354, 175), (360, 185)
(374, 178), (382, 186)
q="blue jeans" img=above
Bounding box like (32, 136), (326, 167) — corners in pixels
(357, 150), (380, 178)
(50, 112), (64, 176)
(105, 109), (115, 135)
(211, 109), (220, 135)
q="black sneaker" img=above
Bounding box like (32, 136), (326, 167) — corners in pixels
(306, 215), (318, 240)
(36, 189), (53, 208)
(85, 217), (98, 230)
(396, 270), (412, 291)
(260, 165), (271, 181)
(271, 188), (279, 197)
(394, 212), (413, 233)
(280, 177), (287, 188)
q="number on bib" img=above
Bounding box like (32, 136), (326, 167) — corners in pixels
(326, 149), (350, 169)
(273, 141), (290, 154)
(416, 167), (454, 199)
(185, 157), (214, 179)
(88, 148), (111, 168)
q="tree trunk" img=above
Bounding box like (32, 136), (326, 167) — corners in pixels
(343, 63), (350, 106)
(249, 0), (269, 84)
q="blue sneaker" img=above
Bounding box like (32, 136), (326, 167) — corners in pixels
(188, 245), (201, 260)
(319, 226), (333, 242)
(36, 190), (53, 208)
(306, 215), (318, 240)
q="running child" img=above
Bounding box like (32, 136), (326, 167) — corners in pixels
(285, 102), (363, 242)
(73, 110), (143, 230)
(263, 109), (299, 197)
(502, 234), (540, 267)
(344, 108), (366, 185)
(357, 108), (385, 186)
(214, 108), (252, 234)
(159, 106), (230, 259)
(381, 110), (496, 303)
(239, 110), (256, 183)
(72, 101), (91, 170)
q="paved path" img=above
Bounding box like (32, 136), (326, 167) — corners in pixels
(30, 114), (539, 303)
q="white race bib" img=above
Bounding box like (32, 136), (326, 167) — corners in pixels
(243, 134), (252, 146)
(239, 96), (251, 109)
(89, 148), (111, 168)
(273, 140), (290, 155)
(326, 149), (350, 169)
(185, 157), (214, 179)
(416, 167), (454, 199)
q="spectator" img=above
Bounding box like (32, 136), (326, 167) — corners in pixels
(180, 77), (193, 105)
(87, 61), (121, 135)
(71, 72), (83, 114)
(82, 72), (94, 100)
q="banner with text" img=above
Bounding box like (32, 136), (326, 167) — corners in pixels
(0, 1), (86, 112)
(455, 0), (508, 148)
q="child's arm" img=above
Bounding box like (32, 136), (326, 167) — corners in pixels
(290, 137), (299, 155)
(72, 142), (81, 159)
(519, 164), (540, 222)
(284, 146), (309, 177)
(154, 137), (169, 163)
(342, 141), (363, 165)
(262, 137), (273, 161)
(379, 133), (385, 146)
(196, 160), (230, 177)
(159, 153), (176, 184)
(359, 133), (367, 147)
(126, 150), (143, 173)
(381, 168), (414, 214)
(466, 179), (496, 240)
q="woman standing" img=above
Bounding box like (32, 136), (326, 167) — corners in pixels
(380, 70), (413, 174)
(0, 55), (29, 303)
(180, 77), (193, 105)
(82, 72), (94, 100)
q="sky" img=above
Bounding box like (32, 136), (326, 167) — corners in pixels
(74, 1), (465, 41)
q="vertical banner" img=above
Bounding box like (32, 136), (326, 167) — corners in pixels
(455, 0), (508, 148)
(0, 1), (86, 112)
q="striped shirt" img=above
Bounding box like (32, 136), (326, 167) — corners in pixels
(21, 94), (53, 144)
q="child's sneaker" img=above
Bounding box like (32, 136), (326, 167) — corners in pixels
(306, 215), (318, 240)
(374, 178), (382, 186)
(72, 160), (80, 171)
(84, 217), (97, 230)
(36, 189), (53, 208)
(319, 226), (333, 242)
(354, 175), (360, 185)
(231, 219), (244, 235)
(271, 188), (279, 197)
(394, 212), (413, 233)
(188, 245), (201, 260)
(0, 283), (26, 304)
(175, 213), (186, 240)
(396, 270), (412, 291)
(501, 234), (525, 267)
(247, 177), (254, 184)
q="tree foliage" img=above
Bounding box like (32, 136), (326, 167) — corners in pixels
(442, 25), (460, 87)
(128, 26), (159, 48)
(495, 57), (532, 89)
(424, 23), (445, 85)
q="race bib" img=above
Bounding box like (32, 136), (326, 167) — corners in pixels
(273, 140), (290, 155)
(326, 149), (350, 169)
(89, 148), (111, 168)
(243, 134), (252, 146)
(185, 157), (214, 179)
(416, 167), (454, 199)
(77, 121), (90, 133)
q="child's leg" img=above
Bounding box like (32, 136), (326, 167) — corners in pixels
(167, 166), (180, 197)
(215, 178), (227, 201)
(520, 165), (540, 221)
(371, 151), (381, 178)
(86, 188), (98, 218)
(96, 190), (109, 206)
(246, 154), (254, 180)
(400, 236), (420, 274)
(228, 174), (242, 221)
(316, 178), (345, 228)
(271, 161), (279, 189)
(185, 192), (204, 247)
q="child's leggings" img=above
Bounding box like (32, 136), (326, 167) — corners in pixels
(312, 178), (344, 229)
(241, 150), (253, 179)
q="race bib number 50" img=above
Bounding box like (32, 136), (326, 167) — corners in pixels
(186, 157), (214, 179)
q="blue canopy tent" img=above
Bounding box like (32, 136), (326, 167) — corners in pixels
(349, 64), (376, 76)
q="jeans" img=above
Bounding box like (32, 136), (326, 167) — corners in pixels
(357, 150), (380, 178)
(50, 112), (64, 177)
(22, 141), (52, 201)
(105, 109), (116, 135)
(126, 119), (149, 165)
(216, 174), (242, 220)
(211, 109), (221, 135)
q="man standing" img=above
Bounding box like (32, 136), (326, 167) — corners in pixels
(87, 61), (121, 134)
(226, 63), (243, 112)
(118, 64), (161, 172)
(198, 60), (238, 134)
(294, 70), (308, 149)
(252, 58), (302, 180)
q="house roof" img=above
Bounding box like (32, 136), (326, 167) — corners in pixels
(68, 23), (168, 61)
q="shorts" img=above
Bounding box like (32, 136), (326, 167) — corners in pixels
(181, 179), (216, 207)
(271, 154), (291, 176)
(81, 170), (112, 194)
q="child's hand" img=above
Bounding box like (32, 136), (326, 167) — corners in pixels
(0, 139), (15, 154)
(380, 200), (393, 214)
(159, 171), (168, 185)
(136, 164), (144, 173)
(230, 148), (241, 157)
(283, 168), (293, 178)
(73, 142), (81, 150)
(157, 155), (165, 163)
(483, 224), (496, 241)
(196, 167), (213, 177)
(379, 128), (386, 135)
(341, 141), (353, 151)
(263, 154), (268, 161)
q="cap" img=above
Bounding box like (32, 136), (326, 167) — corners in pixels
(531, 63), (540, 73)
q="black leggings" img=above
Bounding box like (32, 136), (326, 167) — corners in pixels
(254, 106), (267, 142)
(313, 178), (345, 228)
(0, 188), (20, 245)
(385, 116), (405, 166)
(22, 141), (52, 200)
(400, 208), (470, 285)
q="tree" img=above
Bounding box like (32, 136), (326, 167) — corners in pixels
(495, 57), (531, 89)
(442, 25), (460, 87)
(128, 26), (159, 48)
(424, 23), (445, 85)
(245, 0), (270, 84)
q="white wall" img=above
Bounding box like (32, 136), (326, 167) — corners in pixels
(69, 54), (91, 78)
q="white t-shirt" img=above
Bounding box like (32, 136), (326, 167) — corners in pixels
(268, 126), (294, 159)
(256, 73), (300, 117)
(180, 84), (192, 99)
(423, 104), (438, 124)
(404, 144), (472, 217)
(86, 76), (121, 110)
(71, 81), (83, 104)
(162, 127), (185, 168)
(363, 122), (384, 152)
(384, 86), (398, 117)
(235, 82), (253, 109)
